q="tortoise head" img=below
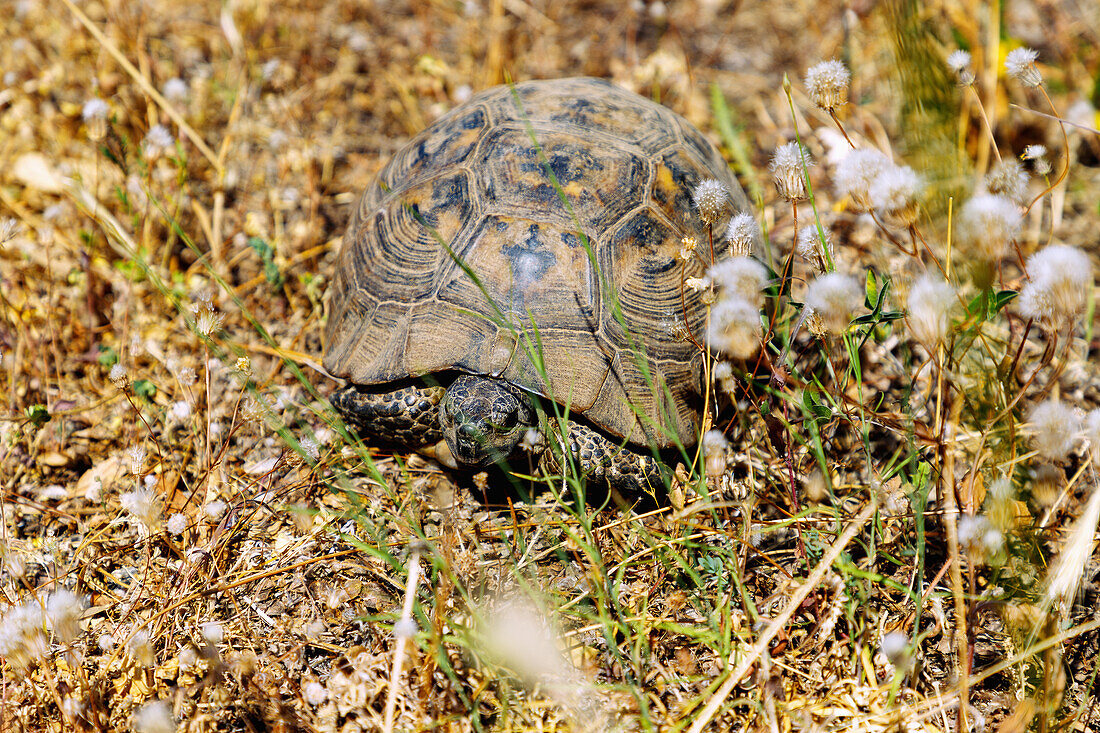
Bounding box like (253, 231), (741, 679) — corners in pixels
(439, 375), (536, 468)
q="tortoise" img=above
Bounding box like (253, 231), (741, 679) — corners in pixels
(324, 77), (751, 492)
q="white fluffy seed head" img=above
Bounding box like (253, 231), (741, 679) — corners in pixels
(805, 59), (850, 111)
(770, 142), (811, 202)
(1005, 47), (1042, 87)
(956, 194), (1022, 262)
(724, 213), (759, 257)
(120, 487), (163, 535)
(133, 701), (174, 733)
(1022, 144), (1046, 161)
(702, 429), (730, 476)
(707, 298), (762, 359)
(142, 124), (175, 160)
(46, 590), (86, 644)
(692, 179), (728, 226)
(82, 98), (109, 121)
(1017, 244), (1094, 328)
(706, 257), (768, 308)
(869, 164), (922, 225)
(985, 158), (1029, 205)
(0, 601), (48, 672)
(162, 78), (188, 103)
(795, 225), (833, 274)
(1028, 401), (1080, 461)
(804, 273), (863, 334)
(880, 631), (910, 667)
(946, 50), (975, 85)
(167, 512), (187, 535)
(834, 147), (891, 211)
(906, 275), (955, 347)
(1022, 144), (1052, 175)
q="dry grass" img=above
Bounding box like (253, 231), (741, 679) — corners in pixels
(2, 0), (1100, 731)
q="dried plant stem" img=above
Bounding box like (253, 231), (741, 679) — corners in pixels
(383, 546), (423, 733)
(940, 392), (969, 733)
(964, 84), (1002, 165)
(829, 109), (856, 149)
(687, 498), (879, 733)
(1024, 87), (1070, 215)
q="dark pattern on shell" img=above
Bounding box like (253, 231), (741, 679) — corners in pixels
(324, 78), (750, 447)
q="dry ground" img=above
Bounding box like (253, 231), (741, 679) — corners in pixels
(2, 0), (1100, 731)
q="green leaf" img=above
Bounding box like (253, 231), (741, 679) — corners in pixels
(25, 404), (50, 429)
(97, 345), (119, 367)
(249, 237), (284, 289)
(866, 269), (878, 309)
(133, 379), (157, 401)
(990, 289), (1018, 314)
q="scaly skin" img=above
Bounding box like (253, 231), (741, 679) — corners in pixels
(333, 378), (668, 493)
(332, 383), (446, 447)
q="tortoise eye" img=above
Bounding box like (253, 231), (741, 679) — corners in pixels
(498, 411), (519, 430)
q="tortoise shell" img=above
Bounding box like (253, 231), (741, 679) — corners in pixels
(324, 77), (750, 447)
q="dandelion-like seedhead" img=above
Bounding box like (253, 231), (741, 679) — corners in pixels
(305, 681), (328, 706)
(702, 429), (730, 476)
(678, 236), (697, 262)
(121, 486), (163, 535)
(804, 273), (863, 334)
(195, 308), (224, 337)
(162, 77), (188, 103)
(1017, 244), (1094, 328)
(834, 147), (891, 211)
(946, 50), (974, 85)
(712, 360), (737, 396)
(1005, 47), (1042, 87)
(300, 435), (321, 462)
(142, 124), (176, 160)
(724, 213), (759, 257)
(203, 500), (227, 521)
(128, 629), (156, 667)
(692, 179), (728, 226)
(46, 589), (86, 643)
(167, 512), (187, 535)
(394, 617), (418, 639)
(170, 400), (192, 421)
(0, 600), (49, 672)
(868, 164), (922, 224)
(770, 142), (811, 202)
(1022, 144), (1047, 160)
(133, 700), (175, 733)
(880, 631), (910, 667)
(82, 98), (109, 121)
(0, 217), (21, 244)
(985, 158), (1029, 204)
(805, 59), (850, 111)
(706, 257), (768, 307)
(201, 621), (224, 644)
(109, 362), (130, 389)
(707, 298), (762, 359)
(906, 275), (954, 347)
(1028, 400), (1080, 461)
(1022, 144), (1052, 175)
(956, 193), (1022, 262)
(795, 225), (833, 274)
(702, 429), (729, 457)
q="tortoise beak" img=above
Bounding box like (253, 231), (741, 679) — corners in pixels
(452, 424), (487, 466)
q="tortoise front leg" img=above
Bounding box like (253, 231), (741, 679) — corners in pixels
(332, 384), (446, 447)
(541, 421), (669, 493)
